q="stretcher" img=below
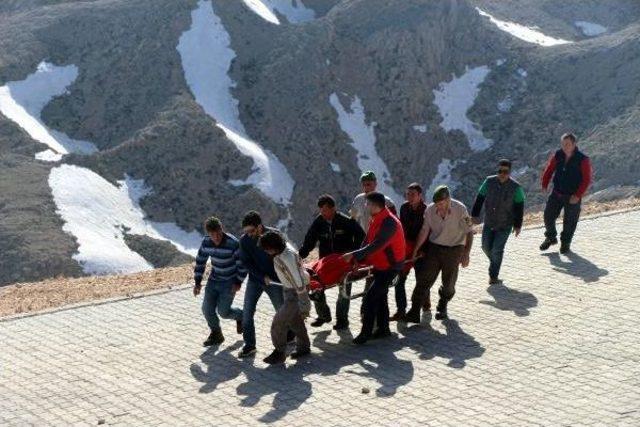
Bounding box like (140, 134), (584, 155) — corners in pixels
(305, 252), (419, 301)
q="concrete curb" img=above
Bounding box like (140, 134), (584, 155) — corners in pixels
(2, 206), (639, 323)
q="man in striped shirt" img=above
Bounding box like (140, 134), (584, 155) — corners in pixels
(193, 216), (247, 347)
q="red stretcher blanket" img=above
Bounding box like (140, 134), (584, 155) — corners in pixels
(306, 242), (416, 292)
(306, 254), (353, 292)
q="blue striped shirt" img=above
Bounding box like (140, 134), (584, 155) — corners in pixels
(194, 233), (247, 285)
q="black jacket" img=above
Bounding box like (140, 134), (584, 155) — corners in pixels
(239, 227), (280, 285)
(298, 212), (366, 259)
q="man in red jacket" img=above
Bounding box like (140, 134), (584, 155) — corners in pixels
(540, 133), (592, 254)
(343, 192), (405, 345)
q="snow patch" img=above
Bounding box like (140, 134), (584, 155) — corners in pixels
(433, 65), (493, 152)
(330, 162), (341, 173)
(476, 8), (572, 47)
(496, 59), (506, 66)
(329, 93), (403, 204)
(497, 96), (513, 113)
(516, 68), (528, 78)
(413, 124), (428, 133)
(49, 164), (202, 275)
(426, 159), (461, 197)
(178, 0), (294, 206)
(574, 21), (607, 37)
(0, 61), (98, 160)
(241, 0), (315, 25)
(512, 166), (529, 178)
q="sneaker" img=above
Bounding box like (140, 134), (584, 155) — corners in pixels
(389, 311), (406, 322)
(310, 318), (330, 328)
(263, 349), (286, 365)
(286, 330), (296, 344)
(372, 328), (392, 340)
(422, 295), (431, 311)
(560, 242), (571, 254)
(352, 334), (369, 345)
(290, 348), (311, 359)
(238, 346), (257, 358)
(236, 318), (244, 335)
(539, 237), (558, 251)
(203, 329), (224, 347)
(332, 322), (349, 331)
(435, 303), (448, 320)
(404, 308), (421, 324)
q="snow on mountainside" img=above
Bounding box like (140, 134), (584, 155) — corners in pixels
(241, 0), (315, 24)
(177, 0), (295, 206)
(1, 62), (203, 276)
(0, 62), (97, 162)
(476, 8), (573, 46)
(432, 65), (493, 152)
(330, 93), (403, 204)
(49, 165), (201, 275)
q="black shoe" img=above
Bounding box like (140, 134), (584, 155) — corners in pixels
(236, 318), (244, 335)
(539, 237), (558, 251)
(560, 242), (571, 254)
(286, 330), (296, 343)
(263, 350), (286, 365)
(203, 329), (224, 347)
(389, 311), (406, 322)
(435, 302), (448, 320)
(238, 346), (257, 358)
(310, 318), (330, 328)
(333, 322), (349, 331)
(290, 348), (311, 359)
(404, 308), (421, 324)
(372, 328), (392, 340)
(489, 277), (501, 285)
(352, 334), (369, 345)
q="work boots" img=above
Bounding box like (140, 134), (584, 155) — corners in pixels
(263, 350), (286, 365)
(203, 329), (224, 347)
(539, 237), (558, 251)
(435, 301), (448, 320)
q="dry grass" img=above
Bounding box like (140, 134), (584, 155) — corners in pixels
(2, 198), (639, 318)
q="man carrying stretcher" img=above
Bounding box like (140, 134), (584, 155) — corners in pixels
(342, 192), (406, 345)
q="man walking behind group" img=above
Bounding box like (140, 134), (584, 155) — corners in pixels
(343, 192), (405, 345)
(540, 133), (592, 254)
(471, 159), (525, 285)
(299, 194), (365, 330)
(238, 211), (284, 358)
(406, 185), (473, 322)
(193, 217), (246, 347)
(390, 183), (427, 321)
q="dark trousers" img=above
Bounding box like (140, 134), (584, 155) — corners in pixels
(481, 227), (511, 280)
(410, 243), (464, 310)
(313, 282), (352, 325)
(394, 269), (415, 313)
(272, 290), (310, 353)
(360, 270), (397, 338)
(544, 192), (581, 244)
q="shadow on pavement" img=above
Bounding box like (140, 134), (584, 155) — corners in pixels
(542, 251), (609, 283)
(189, 317), (483, 422)
(397, 318), (485, 369)
(479, 281), (538, 317)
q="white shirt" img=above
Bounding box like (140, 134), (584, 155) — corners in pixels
(272, 244), (310, 293)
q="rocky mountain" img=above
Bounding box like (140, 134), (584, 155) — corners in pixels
(1, 0), (639, 285)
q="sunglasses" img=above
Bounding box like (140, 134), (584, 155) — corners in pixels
(498, 168), (510, 174)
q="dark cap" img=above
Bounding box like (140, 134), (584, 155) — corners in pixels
(432, 185), (450, 203)
(360, 171), (377, 182)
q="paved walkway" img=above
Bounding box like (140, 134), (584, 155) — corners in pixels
(1, 210), (639, 426)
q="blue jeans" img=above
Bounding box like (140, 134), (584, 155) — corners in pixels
(242, 278), (284, 348)
(202, 281), (242, 331)
(481, 227), (511, 280)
